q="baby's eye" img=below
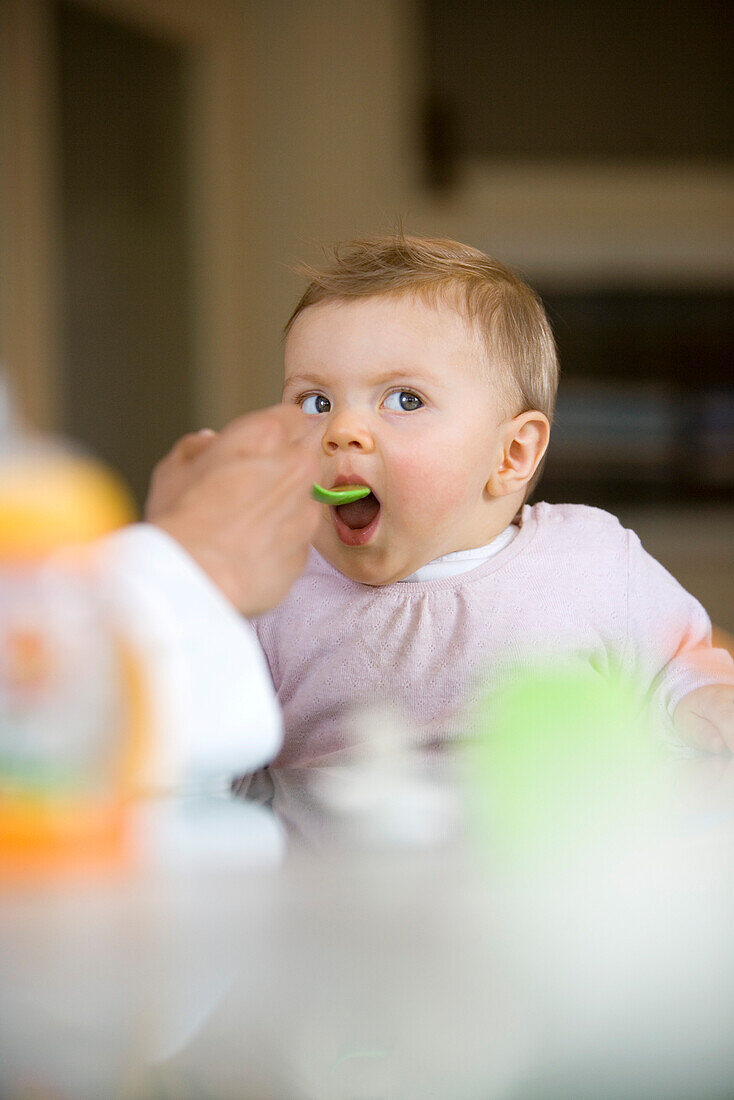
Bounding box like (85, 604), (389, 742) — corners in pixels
(383, 390), (423, 412)
(301, 393), (331, 415)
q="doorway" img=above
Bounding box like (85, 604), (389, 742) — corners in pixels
(56, 1), (193, 501)
(0, 0), (250, 505)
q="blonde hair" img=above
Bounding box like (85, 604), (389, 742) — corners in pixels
(284, 231), (559, 496)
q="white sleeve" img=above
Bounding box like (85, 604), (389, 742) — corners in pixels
(95, 523), (282, 791)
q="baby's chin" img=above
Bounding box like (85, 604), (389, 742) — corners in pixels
(313, 533), (428, 587)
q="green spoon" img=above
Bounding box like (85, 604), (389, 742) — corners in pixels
(311, 482), (371, 505)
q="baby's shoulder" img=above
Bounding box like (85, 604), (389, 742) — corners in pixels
(517, 503), (636, 600)
(525, 501), (628, 552)
(529, 500), (624, 531)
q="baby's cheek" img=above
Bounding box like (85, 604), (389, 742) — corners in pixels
(391, 456), (458, 528)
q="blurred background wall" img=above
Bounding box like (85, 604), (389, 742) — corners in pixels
(1, 0), (732, 621)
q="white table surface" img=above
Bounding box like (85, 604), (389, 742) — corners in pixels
(2, 756), (734, 1100)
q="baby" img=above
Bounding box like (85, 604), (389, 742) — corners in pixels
(253, 233), (734, 769)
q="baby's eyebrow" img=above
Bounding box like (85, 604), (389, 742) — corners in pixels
(371, 368), (438, 386)
(284, 367), (442, 390)
(283, 372), (325, 389)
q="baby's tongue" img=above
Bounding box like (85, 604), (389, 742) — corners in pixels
(336, 493), (380, 530)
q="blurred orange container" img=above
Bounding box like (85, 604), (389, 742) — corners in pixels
(0, 428), (146, 879)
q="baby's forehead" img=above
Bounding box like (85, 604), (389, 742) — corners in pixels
(286, 289), (489, 355)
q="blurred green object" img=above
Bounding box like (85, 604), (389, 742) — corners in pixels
(464, 665), (660, 856)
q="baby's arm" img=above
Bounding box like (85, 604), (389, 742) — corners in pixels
(623, 531), (734, 753)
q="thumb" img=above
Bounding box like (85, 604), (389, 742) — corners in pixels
(178, 428), (217, 461)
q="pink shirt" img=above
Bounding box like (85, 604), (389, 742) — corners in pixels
(254, 503), (734, 767)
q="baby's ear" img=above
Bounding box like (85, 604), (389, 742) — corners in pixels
(486, 411), (550, 497)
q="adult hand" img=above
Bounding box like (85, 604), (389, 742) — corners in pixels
(145, 405), (319, 617)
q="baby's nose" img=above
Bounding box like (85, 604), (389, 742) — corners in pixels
(321, 410), (375, 455)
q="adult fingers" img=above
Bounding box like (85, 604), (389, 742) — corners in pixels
(159, 427), (218, 466)
(190, 447), (317, 529)
(144, 429), (218, 520)
(242, 449), (320, 520)
(215, 404), (311, 459)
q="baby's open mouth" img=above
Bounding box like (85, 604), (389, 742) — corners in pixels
(335, 492), (380, 530)
(331, 490), (382, 546)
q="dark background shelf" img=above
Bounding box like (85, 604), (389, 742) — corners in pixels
(536, 290), (734, 507)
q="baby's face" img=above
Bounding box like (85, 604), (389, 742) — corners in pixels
(283, 294), (514, 585)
